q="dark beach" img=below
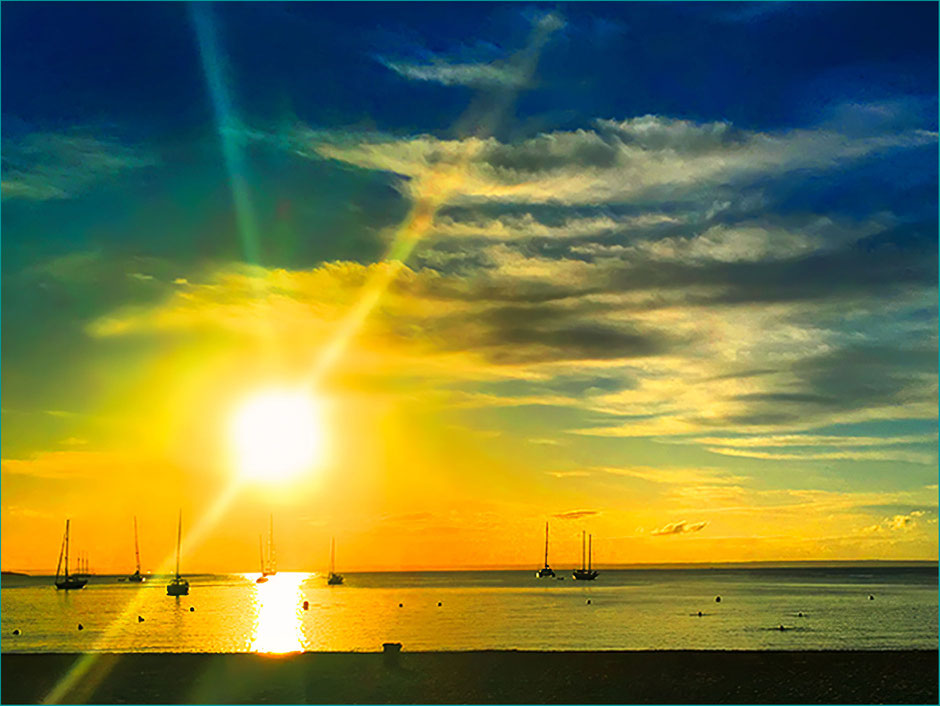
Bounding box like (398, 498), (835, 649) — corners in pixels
(2, 650), (936, 704)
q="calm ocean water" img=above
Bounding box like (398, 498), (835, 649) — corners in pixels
(1, 566), (936, 653)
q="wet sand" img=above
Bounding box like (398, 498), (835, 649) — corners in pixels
(2, 650), (936, 704)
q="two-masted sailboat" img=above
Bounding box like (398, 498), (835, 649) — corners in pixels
(55, 520), (87, 590)
(327, 537), (343, 585)
(572, 530), (598, 581)
(256, 514), (276, 583)
(128, 516), (145, 582)
(166, 511), (190, 596)
(536, 522), (556, 577)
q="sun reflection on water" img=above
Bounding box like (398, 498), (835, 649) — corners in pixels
(249, 572), (307, 653)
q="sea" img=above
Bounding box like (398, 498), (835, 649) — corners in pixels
(1, 565), (936, 653)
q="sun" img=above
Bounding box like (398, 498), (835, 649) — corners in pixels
(230, 389), (327, 482)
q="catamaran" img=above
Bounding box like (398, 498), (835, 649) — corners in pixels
(536, 522), (556, 577)
(572, 530), (598, 581)
(55, 519), (87, 590)
(128, 516), (145, 582)
(166, 511), (190, 596)
(327, 537), (343, 585)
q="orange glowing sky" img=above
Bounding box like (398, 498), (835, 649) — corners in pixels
(2, 3), (937, 574)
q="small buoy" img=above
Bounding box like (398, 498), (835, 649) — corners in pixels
(586, 599), (591, 605)
(78, 624), (84, 631)
(697, 611), (702, 617)
(138, 616), (144, 623)
(437, 602), (442, 607)
(869, 595), (874, 600)
(797, 612), (803, 618)
(715, 596), (721, 603)
(303, 601), (309, 610)
(189, 606), (195, 612)
(12, 629), (20, 636)
(398, 603), (403, 608)
(778, 625), (785, 631)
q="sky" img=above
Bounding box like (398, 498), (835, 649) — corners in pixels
(1, 1), (937, 574)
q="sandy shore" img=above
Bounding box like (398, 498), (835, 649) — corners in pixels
(2, 650), (936, 704)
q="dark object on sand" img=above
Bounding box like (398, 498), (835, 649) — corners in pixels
(383, 642), (402, 668)
(303, 601), (309, 610)
(715, 596), (721, 603)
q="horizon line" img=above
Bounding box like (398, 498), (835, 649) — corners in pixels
(5, 558), (937, 576)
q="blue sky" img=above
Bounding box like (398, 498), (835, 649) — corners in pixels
(1, 2), (937, 570)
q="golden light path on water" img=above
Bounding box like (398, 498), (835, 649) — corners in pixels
(42, 8), (563, 703)
(249, 573), (307, 654)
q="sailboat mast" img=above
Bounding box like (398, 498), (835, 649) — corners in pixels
(269, 514), (275, 572)
(544, 522), (549, 568)
(330, 537), (335, 574)
(65, 520), (71, 579)
(134, 516), (141, 573)
(175, 511), (182, 579)
(259, 535), (265, 572)
(581, 530), (585, 571)
(588, 534), (592, 572)
(56, 525), (66, 581)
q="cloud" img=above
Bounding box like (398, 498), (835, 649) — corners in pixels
(382, 59), (529, 88)
(2, 132), (155, 201)
(309, 115), (936, 205)
(553, 509), (599, 520)
(703, 447), (935, 465)
(651, 520), (709, 536)
(1, 451), (124, 480)
(862, 510), (931, 534)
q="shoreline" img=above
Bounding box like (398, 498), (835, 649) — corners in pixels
(3, 649), (937, 704)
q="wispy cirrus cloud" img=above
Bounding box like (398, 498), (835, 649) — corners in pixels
(554, 509), (599, 520)
(311, 114), (936, 205)
(2, 131), (156, 201)
(381, 58), (529, 88)
(651, 519), (709, 536)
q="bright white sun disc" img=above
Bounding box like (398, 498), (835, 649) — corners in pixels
(231, 389), (326, 482)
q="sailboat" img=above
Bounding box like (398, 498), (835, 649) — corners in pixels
(166, 510), (190, 596)
(572, 530), (598, 581)
(255, 535), (268, 584)
(128, 516), (145, 582)
(55, 520), (87, 590)
(327, 537), (343, 585)
(536, 522), (556, 577)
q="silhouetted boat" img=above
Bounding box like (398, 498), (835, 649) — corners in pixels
(536, 522), (556, 577)
(572, 530), (598, 581)
(255, 534), (268, 583)
(55, 520), (87, 590)
(166, 511), (189, 596)
(128, 516), (145, 582)
(327, 537), (344, 585)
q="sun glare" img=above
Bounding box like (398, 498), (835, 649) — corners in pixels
(230, 389), (326, 482)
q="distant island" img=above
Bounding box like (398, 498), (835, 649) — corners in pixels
(1, 571), (30, 577)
